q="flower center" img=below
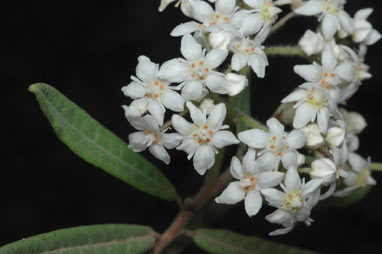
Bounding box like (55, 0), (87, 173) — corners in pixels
(284, 190), (304, 211)
(356, 169), (371, 187)
(190, 60), (210, 81)
(192, 123), (214, 145)
(268, 135), (289, 157)
(306, 88), (328, 109)
(210, 12), (230, 25)
(147, 80), (166, 99)
(241, 174), (256, 192)
(144, 130), (161, 145)
(320, 71), (337, 89)
(260, 1), (278, 23)
(323, 0), (341, 15)
(234, 39), (256, 55)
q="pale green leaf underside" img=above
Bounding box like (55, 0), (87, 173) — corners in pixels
(193, 229), (318, 254)
(0, 224), (156, 254)
(29, 83), (176, 201)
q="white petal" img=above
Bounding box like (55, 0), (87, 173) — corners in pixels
(193, 145), (216, 175)
(128, 97), (149, 117)
(189, 0), (214, 23)
(242, 148), (257, 175)
(338, 10), (354, 34)
(187, 101), (205, 125)
(148, 100), (165, 126)
(294, 1), (323, 16)
(293, 102), (316, 129)
(266, 118), (284, 134)
(245, 190), (262, 217)
(211, 131), (239, 148)
(205, 49), (228, 69)
(136, 55), (157, 82)
(142, 114), (160, 133)
(282, 152), (298, 170)
(215, 181), (246, 204)
(322, 47), (337, 71)
(238, 129), (268, 148)
(269, 226), (294, 236)
(181, 80), (203, 101)
(128, 132), (149, 152)
(171, 21), (200, 37)
(161, 133), (181, 149)
(231, 53), (247, 71)
(158, 59), (189, 83)
(355, 8), (373, 20)
(181, 34), (202, 61)
(281, 89), (308, 103)
(239, 13), (262, 35)
(207, 103), (226, 128)
(216, 0), (236, 15)
(366, 29), (382, 45)
(261, 188), (285, 206)
(226, 73), (248, 96)
(348, 152), (366, 173)
(177, 139), (198, 156)
(293, 64), (322, 82)
(322, 14), (339, 40)
(149, 144), (171, 164)
(171, 114), (195, 135)
(257, 152), (280, 170)
(257, 172), (285, 189)
(317, 107), (329, 133)
(121, 81), (145, 99)
(230, 156), (244, 180)
(302, 179), (323, 197)
(162, 90), (185, 112)
(248, 55), (266, 78)
(205, 73), (230, 94)
(244, 0), (264, 9)
(287, 130), (306, 149)
(335, 62), (355, 82)
(265, 209), (291, 224)
(285, 168), (301, 191)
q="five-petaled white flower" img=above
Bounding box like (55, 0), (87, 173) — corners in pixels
(172, 101), (239, 175)
(123, 109), (181, 165)
(158, 34), (229, 101)
(261, 168), (323, 235)
(230, 33), (269, 77)
(122, 56), (185, 126)
(294, 0), (353, 40)
(215, 149), (285, 216)
(239, 118), (306, 170)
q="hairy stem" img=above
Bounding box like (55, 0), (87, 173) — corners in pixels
(371, 162), (382, 171)
(265, 45), (307, 59)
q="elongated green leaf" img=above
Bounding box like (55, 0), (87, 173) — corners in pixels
(0, 224), (156, 254)
(29, 83), (176, 201)
(193, 229), (318, 254)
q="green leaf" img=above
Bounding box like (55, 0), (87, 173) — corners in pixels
(192, 229), (318, 254)
(235, 67), (251, 134)
(29, 83), (176, 201)
(0, 224), (157, 254)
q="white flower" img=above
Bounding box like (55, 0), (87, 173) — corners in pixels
(172, 102), (239, 175)
(239, 118), (306, 170)
(199, 98), (216, 114)
(281, 86), (333, 133)
(123, 111), (181, 164)
(158, 34), (229, 101)
(351, 8), (381, 46)
(299, 124), (324, 148)
(122, 56), (185, 125)
(294, 0), (353, 40)
(311, 158), (337, 185)
(339, 108), (367, 135)
(159, 0), (193, 17)
(299, 29), (325, 56)
(334, 152), (376, 197)
(326, 126), (345, 147)
(240, 0), (282, 36)
(230, 34), (269, 77)
(225, 73), (248, 96)
(261, 168), (323, 235)
(215, 149), (285, 216)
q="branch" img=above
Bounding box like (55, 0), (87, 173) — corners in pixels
(371, 162), (382, 171)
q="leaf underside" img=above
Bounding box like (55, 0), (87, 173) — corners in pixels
(193, 228), (318, 254)
(28, 83), (176, 201)
(0, 224), (156, 254)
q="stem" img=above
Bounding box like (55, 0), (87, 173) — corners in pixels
(371, 162), (382, 171)
(265, 46), (308, 59)
(271, 12), (296, 34)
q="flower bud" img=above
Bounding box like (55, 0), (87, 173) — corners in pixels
(199, 98), (215, 115)
(340, 108), (367, 134)
(326, 127), (345, 147)
(298, 30), (324, 56)
(310, 158), (336, 185)
(209, 30), (234, 50)
(296, 152), (305, 167)
(225, 73), (248, 96)
(348, 135), (360, 152)
(273, 102), (296, 125)
(299, 124), (324, 148)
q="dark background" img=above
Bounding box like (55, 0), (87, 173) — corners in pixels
(1, 0), (382, 253)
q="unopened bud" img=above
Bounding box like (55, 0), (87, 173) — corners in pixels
(326, 127), (345, 147)
(226, 73), (248, 96)
(299, 30), (324, 56)
(300, 124), (324, 148)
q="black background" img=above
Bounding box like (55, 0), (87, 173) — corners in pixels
(2, 0), (382, 253)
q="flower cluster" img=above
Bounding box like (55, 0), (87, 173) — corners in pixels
(122, 0), (379, 235)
